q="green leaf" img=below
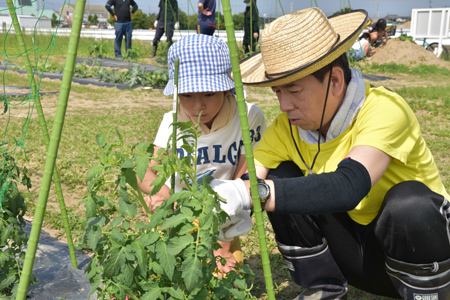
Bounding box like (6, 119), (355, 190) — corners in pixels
(167, 285), (184, 299)
(96, 133), (107, 147)
(85, 196), (97, 220)
(110, 228), (125, 247)
(181, 256), (203, 291)
(85, 164), (103, 182)
(109, 216), (124, 229)
(115, 128), (123, 144)
(131, 240), (148, 277)
(0, 269), (17, 290)
(160, 213), (191, 231)
(122, 168), (138, 191)
(156, 240), (176, 280)
(103, 247), (126, 278)
(136, 156), (149, 182)
(167, 234), (194, 255)
(121, 158), (134, 169)
(86, 225), (102, 250)
(139, 230), (161, 248)
(0, 248), (8, 264)
(117, 198), (137, 217)
(141, 286), (162, 300)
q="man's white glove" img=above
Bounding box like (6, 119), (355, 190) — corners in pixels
(174, 22), (179, 30)
(218, 211), (253, 242)
(154, 20), (158, 28)
(210, 179), (251, 217)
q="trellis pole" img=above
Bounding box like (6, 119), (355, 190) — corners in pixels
(5, 0), (78, 270)
(221, 1), (275, 299)
(171, 57), (179, 193)
(16, 0), (87, 298)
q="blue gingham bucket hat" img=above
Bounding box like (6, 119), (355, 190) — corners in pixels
(163, 34), (235, 96)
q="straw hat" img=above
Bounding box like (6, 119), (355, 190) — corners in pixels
(239, 8), (368, 87)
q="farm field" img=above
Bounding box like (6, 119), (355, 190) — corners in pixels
(2, 36), (450, 299)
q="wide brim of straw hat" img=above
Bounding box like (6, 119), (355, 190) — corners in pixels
(239, 8), (368, 87)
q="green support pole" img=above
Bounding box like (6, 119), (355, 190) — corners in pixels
(221, 1), (275, 299)
(5, 0), (78, 270)
(278, 0), (285, 15)
(15, 0), (86, 299)
(171, 57), (179, 194)
(275, 0), (277, 19)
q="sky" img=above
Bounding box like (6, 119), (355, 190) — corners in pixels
(0, 0), (449, 20)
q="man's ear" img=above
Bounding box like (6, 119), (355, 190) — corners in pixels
(330, 67), (346, 98)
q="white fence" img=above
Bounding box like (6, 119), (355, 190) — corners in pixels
(1, 27), (246, 42)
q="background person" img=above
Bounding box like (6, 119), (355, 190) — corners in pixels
(211, 8), (450, 300)
(243, 0), (259, 54)
(368, 18), (388, 47)
(137, 34), (267, 276)
(151, 0), (179, 57)
(197, 0), (216, 36)
(105, 0), (138, 58)
(348, 32), (376, 61)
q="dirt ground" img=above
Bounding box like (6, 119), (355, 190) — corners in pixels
(4, 36), (450, 299)
(367, 38), (450, 68)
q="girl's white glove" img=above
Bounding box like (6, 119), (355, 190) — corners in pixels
(154, 20), (158, 28)
(174, 22), (179, 30)
(209, 179), (251, 217)
(218, 211), (253, 242)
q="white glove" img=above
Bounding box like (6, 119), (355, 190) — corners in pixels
(174, 22), (179, 30)
(210, 179), (251, 217)
(218, 211), (253, 242)
(154, 20), (158, 28)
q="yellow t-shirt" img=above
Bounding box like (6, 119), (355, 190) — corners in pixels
(254, 83), (449, 225)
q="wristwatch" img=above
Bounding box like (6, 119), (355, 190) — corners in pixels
(241, 173), (271, 210)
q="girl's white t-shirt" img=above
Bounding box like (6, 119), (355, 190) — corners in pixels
(154, 102), (266, 191)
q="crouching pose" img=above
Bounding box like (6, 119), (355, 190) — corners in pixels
(138, 34), (267, 276)
(211, 8), (450, 300)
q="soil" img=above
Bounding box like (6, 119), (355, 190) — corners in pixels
(4, 40), (450, 299)
(366, 38), (450, 68)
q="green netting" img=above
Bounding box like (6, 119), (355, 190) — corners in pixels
(0, 0), (66, 211)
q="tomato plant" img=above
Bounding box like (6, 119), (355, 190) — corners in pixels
(82, 125), (255, 299)
(0, 153), (35, 298)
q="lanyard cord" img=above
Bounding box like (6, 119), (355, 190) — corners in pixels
(289, 66), (334, 175)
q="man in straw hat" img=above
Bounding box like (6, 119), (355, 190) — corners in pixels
(210, 7), (450, 300)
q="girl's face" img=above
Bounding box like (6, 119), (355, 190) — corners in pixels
(179, 91), (228, 129)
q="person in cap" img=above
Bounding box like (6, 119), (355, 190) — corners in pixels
(243, 0), (259, 54)
(151, 0), (179, 57)
(210, 7), (450, 300)
(137, 34), (267, 276)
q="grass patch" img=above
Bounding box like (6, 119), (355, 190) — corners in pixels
(2, 59), (449, 299)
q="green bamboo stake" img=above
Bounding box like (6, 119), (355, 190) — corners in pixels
(221, 1), (275, 299)
(5, 0), (78, 270)
(171, 57), (180, 194)
(278, 0), (285, 15)
(15, 0), (87, 299)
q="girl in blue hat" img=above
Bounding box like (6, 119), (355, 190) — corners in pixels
(137, 34), (267, 275)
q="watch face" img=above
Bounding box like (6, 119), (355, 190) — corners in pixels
(258, 182), (270, 199)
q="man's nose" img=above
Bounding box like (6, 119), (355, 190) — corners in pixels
(279, 96), (295, 112)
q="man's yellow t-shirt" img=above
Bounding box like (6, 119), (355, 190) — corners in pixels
(254, 84), (449, 225)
